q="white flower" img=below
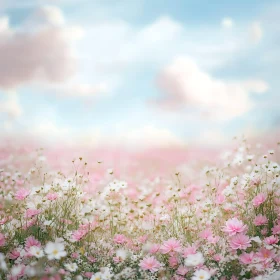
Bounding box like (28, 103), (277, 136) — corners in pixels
(29, 246), (44, 258)
(191, 269), (211, 280)
(90, 272), (103, 280)
(184, 252), (204, 267)
(45, 241), (67, 260)
(102, 270), (113, 279)
(0, 253), (7, 271)
(64, 262), (78, 272)
(116, 249), (127, 261)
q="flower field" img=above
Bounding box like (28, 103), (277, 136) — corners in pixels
(1, 139), (280, 280)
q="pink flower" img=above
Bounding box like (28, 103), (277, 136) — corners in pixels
(9, 264), (25, 278)
(261, 228), (268, 236)
(113, 234), (126, 244)
(161, 238), (181, 255)
(182, 245), (197, 257)
(169, 256), (179, 268)
(239, 252), (255, 264)
(213, 254), (222, 262)
(264, 235), (279, 245)
(222, 218), (247, 236)
(46, 192), (58, 201)
(149, 244), (161, 254)
(0, 217), (9, 225)
(176, 265), (189, 276)
(14, 188), (30, 200)
(253, 193), (266, 207)
(255, 247), (276, 262)
(87, 256), (96, 263)
(272, 223), (280, 235)
(83, 272), (93, 278)
(25, 209), (41, 218)
(254, 214), (268, 226)
(71, 252), (79, 259)
(199, 229), (212, 239)
(0, 233), (5, 246)
(71, 229), (87, 242)
(25, 236), (41, 249)
(139, 256), (161, 272)
(138, 235), (148, 243)
(229, 234), (251, 250)
(8, 249), (20, 260)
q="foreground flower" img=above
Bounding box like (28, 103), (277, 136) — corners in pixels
(253, 193), (266, 207)
(139, 256), (161, 272)
(29, 246), (44, 258)
(91, 272), (102, 280)
(64, 262), (78, 272)
(230, 234), (251, 250)
(161, 238), (181, 254)
(239, 252), (255, 264)
(192, 269), (211, 280)
(254, 214), (268, 226)
(184, 252), (204, 267)
(222, 218), (247, 236)
(45, 241), (67, 260)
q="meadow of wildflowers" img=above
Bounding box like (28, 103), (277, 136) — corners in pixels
(1, 138), (280, 280)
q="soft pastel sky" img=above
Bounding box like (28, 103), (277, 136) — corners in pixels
(0, 0), (279, 147)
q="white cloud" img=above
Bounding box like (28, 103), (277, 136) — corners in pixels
(156, 56), (268, 120)
(25, 5), (65, 27)
(221, 17), (234, 28)
(79, 15), (246, 77)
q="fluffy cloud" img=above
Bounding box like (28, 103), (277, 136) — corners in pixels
(156, 57), (268, 120)
(0, 6), (82, 89)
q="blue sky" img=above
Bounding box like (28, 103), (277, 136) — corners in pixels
(0, 0), (279, 147)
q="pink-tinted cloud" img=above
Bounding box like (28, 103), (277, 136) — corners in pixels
(0, 6), (81, 89)
(155, 56), (268, 120)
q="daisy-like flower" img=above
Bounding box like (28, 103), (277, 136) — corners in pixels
(45, 240), (67, 260)
(113, 234), (126, 244)
(191, 269), (211, 280)
(222, 217), (247, 236)
(90, 272), (103, 280)
(161, 238), (181, 254)
(184, 252), (204, 267)
(29, 246), (44, 258)
(254, 214), (268, 226)
(64, 262), (78, 272)
(229, 234), (251, 250)
(139, 256), (161, 272)
(239, 252), (255, 264)
(253, 193), (266, 207)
